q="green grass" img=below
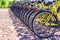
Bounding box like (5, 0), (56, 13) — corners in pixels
(0, 0), (17, 8)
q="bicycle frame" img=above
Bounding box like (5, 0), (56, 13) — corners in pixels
(34, 0), (60, 27)
(45, 0), (60, 27)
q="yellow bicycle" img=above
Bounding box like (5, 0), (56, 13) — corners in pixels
(32, 0), (60, 38)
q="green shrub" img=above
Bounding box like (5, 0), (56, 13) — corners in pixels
(0, 0), (17, 8)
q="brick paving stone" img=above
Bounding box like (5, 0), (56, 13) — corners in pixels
(0, 9), (60, 40)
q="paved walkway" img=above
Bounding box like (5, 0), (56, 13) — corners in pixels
(0, 9), (19, 40)
(0, 9), (60, 40)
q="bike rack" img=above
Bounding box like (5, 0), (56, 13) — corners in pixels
(10, 1), (58, 38)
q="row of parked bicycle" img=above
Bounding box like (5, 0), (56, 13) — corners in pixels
(10, 0), (60, 38)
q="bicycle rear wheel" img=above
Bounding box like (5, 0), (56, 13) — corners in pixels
(28, 11), (37, 31)
(32, 10), (56, 38)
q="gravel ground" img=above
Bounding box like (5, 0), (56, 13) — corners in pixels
(0, 9), (60, 40)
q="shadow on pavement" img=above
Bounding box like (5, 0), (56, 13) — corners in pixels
(8, 9), (38, 40)
(8, 9), (60, 40)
